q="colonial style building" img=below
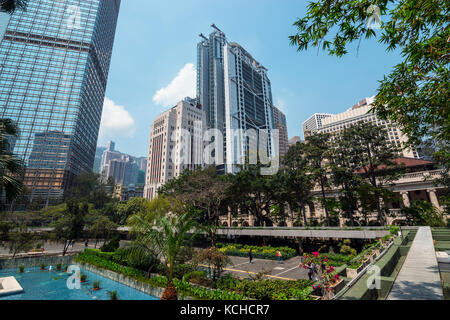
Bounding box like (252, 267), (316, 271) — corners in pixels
(220, 157), (448, 227)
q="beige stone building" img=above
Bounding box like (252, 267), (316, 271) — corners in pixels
(144, 98), (206, 200)
(317, 97), (419, 159)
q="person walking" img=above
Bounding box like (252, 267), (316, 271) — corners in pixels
(311, 262), (318, 281)
(84, 239), (89, 249)
(249, 248), (253, 264)
(307, 264), (314, 280)
(277, 250), (284, 264)
(320, 261), (326, 273)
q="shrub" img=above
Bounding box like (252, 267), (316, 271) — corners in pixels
(93, 281), (101, 289)
(108, 290), (119, 300)
(390, 226), (400, 235)
(100, 235), (120, 252)
(215, 273), (239, 291)
(184, 270), (209, 286)
(340, 245), (356, 256)
(233, 279), (313, 300)
(216, 243), (297, 260)
(112, 248), (159, 274)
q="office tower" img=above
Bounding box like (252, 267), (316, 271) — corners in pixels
(0, 0), (121, 203)
(272, 106), (289, 157)
(100, 140), (123, 175)
(144, 98), (206, 200)
(302, 113), (333, 138)
(197, 25), (277, 174)
(316, 97), (419, 158)
(136, 157), (148, 172)
(99, 141), (141, 186)
(106, 155), (139, 187)
(93, 146), (106, 173)
(0, 12), (9, 40)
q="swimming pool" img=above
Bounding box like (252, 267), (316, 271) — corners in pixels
(0, 266), (159, 300)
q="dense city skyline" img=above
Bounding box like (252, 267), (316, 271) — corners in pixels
(100, 0), (403, 158)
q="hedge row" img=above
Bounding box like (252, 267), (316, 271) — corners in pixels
(216, 243), (297, 260)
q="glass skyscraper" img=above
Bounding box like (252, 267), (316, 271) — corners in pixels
(0, 0), (121, 204)
(197, 25), (277, 174)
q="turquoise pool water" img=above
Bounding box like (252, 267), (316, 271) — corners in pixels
(0, 266), (158, 300)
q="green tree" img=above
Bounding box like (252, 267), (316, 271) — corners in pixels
(128, 197), (199, 300)
(230, 163), (278, 227)
(160, 167), (231, 247)
(88, 215), (117, 248)
(329, 131), (363, 226)
(194, 247), (231, 282)
(8, 224), (35, 258)
(343, 122), (403, 225)
(290, 0), (449, 147)
(52, 201), (88, 256)
(117, 197), (148, 225)
(289, 0), (449, 216)
(303, 133), (332, 225)
(282, 143), (314, 226)
(0, 0), (27, 14)
(401, 200), (446, 227)
(124, 197), (172, 278)
(0, 119), (24, 206)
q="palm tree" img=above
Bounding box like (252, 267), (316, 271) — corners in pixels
(0, 0), (27, 14)
(0, 119), (24, 207)
(128, 196), (199, 300)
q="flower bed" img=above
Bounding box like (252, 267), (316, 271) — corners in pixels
(216, 243), (297, 260)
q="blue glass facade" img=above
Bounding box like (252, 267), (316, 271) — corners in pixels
(0, 0), (121, 202)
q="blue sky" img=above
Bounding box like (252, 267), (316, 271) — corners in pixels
(99, 0), (402, 157)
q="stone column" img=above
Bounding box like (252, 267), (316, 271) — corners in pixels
(248, 214), (255, 227)
(427, 189), (441, 211)
(400, 191), (410, 208)
(227, 209), (232, 227)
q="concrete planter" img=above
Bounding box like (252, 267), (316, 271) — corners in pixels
(346, 265), (364, 279)
(373, 249), (381, 257)
(78, 263), (165, 299)
(330, 279), (345, 295)
(0, 254), (75, 270)
(362, 258), (371, 267)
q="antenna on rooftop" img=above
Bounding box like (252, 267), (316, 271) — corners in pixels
(211, 23), (223, 33)
(199, 33), (208, 41)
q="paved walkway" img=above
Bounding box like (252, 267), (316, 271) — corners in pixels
(0, 241), (104, 258)
(388, 227), (444, 300)
(219, 256), (309, 281)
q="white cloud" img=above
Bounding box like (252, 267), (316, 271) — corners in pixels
(276, 98), (287, 112)
(152, 63), (196, 107)
(99, 97), (135, 140)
